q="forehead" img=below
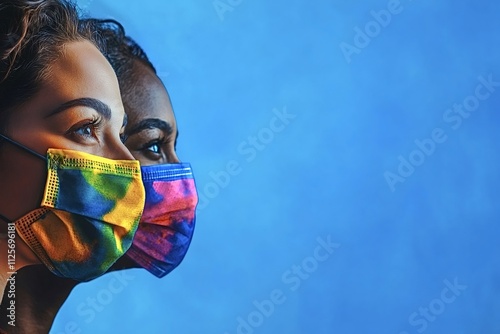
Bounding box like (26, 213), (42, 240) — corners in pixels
(123, 60), (176, 129)
(8, 40), (125, 127)
(48, 41), (124, 110)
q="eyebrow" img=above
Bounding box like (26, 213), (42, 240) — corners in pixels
(126, 118), (174, 137)
(44, 97), (112, 120)
(125, 118), (179, 149)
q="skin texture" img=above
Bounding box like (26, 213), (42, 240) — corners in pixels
(0, 56), (181, 332)
(106, 60), (182, 271)
(0, 40), (132, 223)
(122, 60), (179, 166)
(0, 40), (133, 333)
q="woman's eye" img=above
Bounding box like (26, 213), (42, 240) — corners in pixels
(69, 117), (101, 140)
(74, 124), (93, 137)
(134, 135), (168, 161)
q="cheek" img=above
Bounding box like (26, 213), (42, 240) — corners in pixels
(13, 156), (46, 194)
(2, 147), (47, 215)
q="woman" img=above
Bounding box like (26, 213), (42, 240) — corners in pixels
(0, 0), (145, 332)
(81, 19), (198, 279)
(1, 13), (197, 332)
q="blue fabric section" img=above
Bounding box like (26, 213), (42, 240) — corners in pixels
(56, 169), (115, 218)
(143, 180), (163, 206)
(127, 216), (195, 278)
(140, 163), (193, 182)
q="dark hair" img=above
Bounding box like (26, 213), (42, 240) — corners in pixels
(0, 0), (105, 135)
(79, 19), (157, 101)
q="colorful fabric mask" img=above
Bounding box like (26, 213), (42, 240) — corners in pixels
(126, 163), (198, 278)
(0, 134), (145, 281)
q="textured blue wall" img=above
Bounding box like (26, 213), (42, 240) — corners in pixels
(51, 1), (500, 333)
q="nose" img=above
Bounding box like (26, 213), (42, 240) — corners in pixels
(106, 137), (135, 161)
(168, 151), (180, 164)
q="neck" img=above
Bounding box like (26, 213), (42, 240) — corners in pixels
(0, 230), (42, 305)
(0, 265), (78, 333)
(0, 260), (140, 332)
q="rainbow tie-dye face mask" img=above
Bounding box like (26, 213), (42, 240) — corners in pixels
(126, 163), (198, 278)
(10, 147), (145, 281)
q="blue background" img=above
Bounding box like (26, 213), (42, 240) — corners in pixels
(51, 0), (500, 333)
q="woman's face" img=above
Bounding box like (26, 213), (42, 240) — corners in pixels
(0, 40), (133, 222)
(122, 60), (179, 166)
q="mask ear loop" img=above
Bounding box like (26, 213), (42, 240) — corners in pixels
(0, 134), (46, 223)
(0, 213), (11, 223)
(0, 133), (46, 161)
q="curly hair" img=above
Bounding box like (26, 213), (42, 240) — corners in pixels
(0, 0), (107, 135)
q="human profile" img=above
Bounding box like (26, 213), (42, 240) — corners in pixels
(0, 1), (145, 332)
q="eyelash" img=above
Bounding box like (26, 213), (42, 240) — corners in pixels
(68, 116), (102, 141)
(141, 136), (166, 155)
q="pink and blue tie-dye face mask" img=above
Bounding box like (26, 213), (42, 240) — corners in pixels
(126, 163), (198, 278)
